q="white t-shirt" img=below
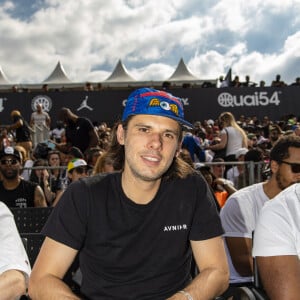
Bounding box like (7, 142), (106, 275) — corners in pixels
(31, 111), (50, 127)
(226, 166), (239, 187)
(220, 182), (269, 283)
(222, 126), (244, 156)
(253, 183), (300, 258)
(0, 202), (31, 282)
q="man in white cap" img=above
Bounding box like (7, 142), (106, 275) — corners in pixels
(52, 158), (90, 207)
(29, 88), (229, 300)
(67, 158), (90, 183)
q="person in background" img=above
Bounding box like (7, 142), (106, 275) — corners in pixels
(237, 148), (265, 189)
(0, 200), (31, 299)
(196, 163), (236, 209)
(226, 147), (249, 188)
(30, 103), (51, 146)
(253, 183), (300, 299)
(29, 87), (229, 300)
(0, 146), (47, 208)
(55, 107), (99, 154)
(181, 126), (206, 163)
(50, 121), (65, 143)
(267, 124), (283, 149)
(7, 110), (32, 160)
(0, 127), (12, 150)
(220, 135), (300, 289)
(52, 158), (90, 206)
(29, 159), (56, 206)
(92, 151), (118, 175)
(85, 147), (102, 169)
(206, 112), (248, 176)
(47, 150), (64, 199)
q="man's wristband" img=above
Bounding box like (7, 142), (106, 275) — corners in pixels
(178, 290), (193, 300)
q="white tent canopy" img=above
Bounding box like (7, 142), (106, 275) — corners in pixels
(168, 58), (200, 81)
(0, 59), (217, 90)
(105, 59), (136, 82)
(43, 61), (72, 83)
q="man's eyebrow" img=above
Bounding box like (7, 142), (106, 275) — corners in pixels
(134, 123), (179, 135)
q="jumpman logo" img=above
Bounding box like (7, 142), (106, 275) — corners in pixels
(77, 96), (93, 111)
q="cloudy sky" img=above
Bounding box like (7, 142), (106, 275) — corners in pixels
(0, 0), (299, 86)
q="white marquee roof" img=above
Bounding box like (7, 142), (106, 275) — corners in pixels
(43, 61), (72, 83)
(168, 58), (200, 81)
(105, 59), (136, 82)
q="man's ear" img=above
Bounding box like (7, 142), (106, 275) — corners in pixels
(116, 124), (125, 145)
(175, 143), (182, 157)
(270, 160), (279, 174)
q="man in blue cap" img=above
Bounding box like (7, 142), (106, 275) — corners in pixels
(29, 88), (229, 300)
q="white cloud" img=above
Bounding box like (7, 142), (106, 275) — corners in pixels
(0, 0), (299, 85)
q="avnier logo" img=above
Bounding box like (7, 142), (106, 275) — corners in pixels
(218, 91), (281, 107)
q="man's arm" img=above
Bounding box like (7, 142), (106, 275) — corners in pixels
(29, 237), (80, 300)
(34, 185), (48, 207)
(225, 236), (253, 276)
(257, 255), (300, 300)
(46, 114), (51, 128)
(88, 127), (99, 148)
(168, 236), (229, 300)
(0, 269), (27, 300)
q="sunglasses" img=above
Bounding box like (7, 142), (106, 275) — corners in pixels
(0, 158), (19, 165)
(280, 161), (300, 173)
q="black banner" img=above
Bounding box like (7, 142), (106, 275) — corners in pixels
(0, 86), (299, 127)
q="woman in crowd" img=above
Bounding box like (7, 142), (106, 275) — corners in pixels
(29, 159), (56, 206)
(206, 112), (248, 175)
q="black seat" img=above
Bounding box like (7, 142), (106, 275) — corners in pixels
(11, 207), (54, 233)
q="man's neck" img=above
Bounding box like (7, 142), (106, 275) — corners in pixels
(263, 177), (281, 199)
(2, 177), (21, 190)
(121, 171), (161, 205)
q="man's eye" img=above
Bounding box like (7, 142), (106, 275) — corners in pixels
(164, 133), (175, 139)
(138, 127), (149, 132)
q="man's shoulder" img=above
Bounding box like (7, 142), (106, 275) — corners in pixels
(221, 183), (265, 214)
(229, 182), (263, 200)
(80, 172), (119, 188)
(21, 179), (38, 189)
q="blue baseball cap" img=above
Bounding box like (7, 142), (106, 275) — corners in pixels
(122, 88), (193, 129)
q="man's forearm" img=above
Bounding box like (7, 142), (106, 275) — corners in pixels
(29, 274), (80, 300)
(167, 267), (229, 300)
(0, 270), (27, 300)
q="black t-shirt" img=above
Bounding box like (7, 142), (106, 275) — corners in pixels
(43, 173), (223, 299)
(65, 117), (94, 153)
(12, 115), (31, 142)
(0, 179), (37, 207)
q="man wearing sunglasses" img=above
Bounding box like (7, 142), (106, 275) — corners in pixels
(0, 146), (47, 208)
(220, 135), (300, 293)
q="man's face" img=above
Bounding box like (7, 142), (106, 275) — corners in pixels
(68, 167), (88, 182)
(273, 147), (300, 190)
(0, 155), (20, 180)
(36, 104), (42, 112)
(117, 114), (181, 182)
(269, 130), (280, 142)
